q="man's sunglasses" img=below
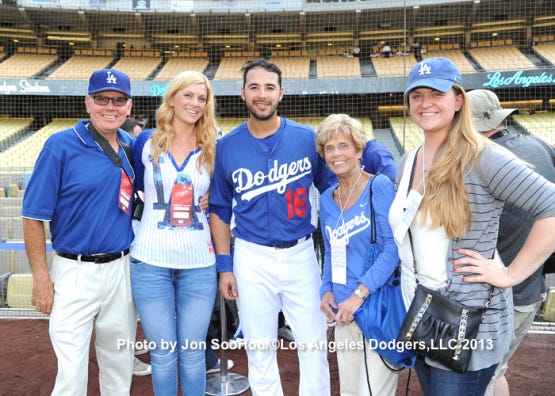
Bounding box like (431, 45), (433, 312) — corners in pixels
(91, 95), (130, 107)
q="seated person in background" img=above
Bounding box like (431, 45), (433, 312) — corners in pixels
(382, 44), (392, 58)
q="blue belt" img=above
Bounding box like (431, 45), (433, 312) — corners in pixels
(262, 235), (311, 249)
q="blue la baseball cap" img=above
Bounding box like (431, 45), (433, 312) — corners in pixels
(88, 68), (132, 97)
(404, 57), (462, 96)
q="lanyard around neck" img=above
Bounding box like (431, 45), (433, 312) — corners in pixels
(88, 123), (133, 179)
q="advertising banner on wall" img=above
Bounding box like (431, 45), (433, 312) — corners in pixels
(133, 0), (150, 10)
(89, 0), (106, 7)
(171, 0), (193, 12)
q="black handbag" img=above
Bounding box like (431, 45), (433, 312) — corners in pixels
(397, 284), (485, 373)
(396, 230), (489, 373)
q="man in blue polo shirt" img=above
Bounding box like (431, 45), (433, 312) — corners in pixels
(22, 69), (137, 395)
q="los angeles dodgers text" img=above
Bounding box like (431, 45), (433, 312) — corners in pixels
(326, 211), (371, 241)
(232, 157), (312, 200)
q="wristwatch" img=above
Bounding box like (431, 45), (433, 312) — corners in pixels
(354, 288), (367, 300)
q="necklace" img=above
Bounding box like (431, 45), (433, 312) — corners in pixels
(338, 167), (363, 212)
(421, 145), (427, 195)
(335, 168), (364, 243)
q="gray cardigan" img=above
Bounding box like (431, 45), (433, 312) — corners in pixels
(492, 132), (555, 305)
(395, 143), (555, 371)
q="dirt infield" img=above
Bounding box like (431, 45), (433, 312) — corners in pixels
(0, 319), (553, 396)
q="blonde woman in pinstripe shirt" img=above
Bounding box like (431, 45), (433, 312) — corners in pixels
(130, 71), (218, 395)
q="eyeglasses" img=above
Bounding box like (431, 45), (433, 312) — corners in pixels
(91, 95), (129, 107)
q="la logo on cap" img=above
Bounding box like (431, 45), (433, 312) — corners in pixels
(106, 71), (117, 84)
(418, 63), (432, 76)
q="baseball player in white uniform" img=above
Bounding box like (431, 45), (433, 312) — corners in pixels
(209, 59), (331, 396)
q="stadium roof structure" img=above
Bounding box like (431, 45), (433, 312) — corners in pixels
(2, 0), (553, 39)
(0, 0), (553, 97)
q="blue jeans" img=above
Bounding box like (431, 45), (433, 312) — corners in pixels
(131, 259), (217, 396)
(415, 356), (497, 396)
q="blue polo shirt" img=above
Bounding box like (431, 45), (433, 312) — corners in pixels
(22, 120), (134, 255)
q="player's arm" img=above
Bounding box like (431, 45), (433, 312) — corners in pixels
(210, 212), (238, 300)
(362, 140), (397, 182)
(210, 140), (238, 298)
(314, 153), (333, 194)
(23, 218), (53, 315)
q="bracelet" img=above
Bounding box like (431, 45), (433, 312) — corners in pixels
(216, 254), (233, 273)
(354, 288), (367, 300)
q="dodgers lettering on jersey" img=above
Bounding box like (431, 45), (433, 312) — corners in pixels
(210, 118), (329, 245)
(233, 157), (312, 200)
(325, 211), (371, 243)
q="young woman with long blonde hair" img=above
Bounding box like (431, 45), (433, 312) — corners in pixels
(130, 70), (218, 395)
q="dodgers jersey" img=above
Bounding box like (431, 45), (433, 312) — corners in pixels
(210, 117), (330, 245)
(131, 129), (215, 269)
(319, 174), (399, 303)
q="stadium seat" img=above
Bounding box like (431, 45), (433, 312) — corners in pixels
(0, 53), (57, 79)
(12, 250), (30, 273)
(513, 113), (555, 144)
(316, 56), (361, 78)
(270, 57), (310, 80)
(0, 271), (11, 307)
(154, 58), (209, 80)
(0, 217), (11, 240)
(47, 55), (114, 80)
(469, 46), (535, 72)
(11, 217), (24, 240)
(1, 206), (22, 217)
(542, 287), (555, 322)
(532, 42), (555, 66)
(214, 57), (251, 80)
(6, 273), (33, 309)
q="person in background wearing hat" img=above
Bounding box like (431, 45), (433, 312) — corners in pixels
(467, 89), (555, 396)
(22, 68), (137, 395)
(388, 57), (555, 395)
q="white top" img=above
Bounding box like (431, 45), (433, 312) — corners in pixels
(132, 138), (215, 269)
(388, 149), (449, 308)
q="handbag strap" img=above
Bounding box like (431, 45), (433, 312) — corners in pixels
(407, 229), (419, 284)
(407, 146), (422, 285)
(369, 175), (402, 283)
(368, 175), (376, 244)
